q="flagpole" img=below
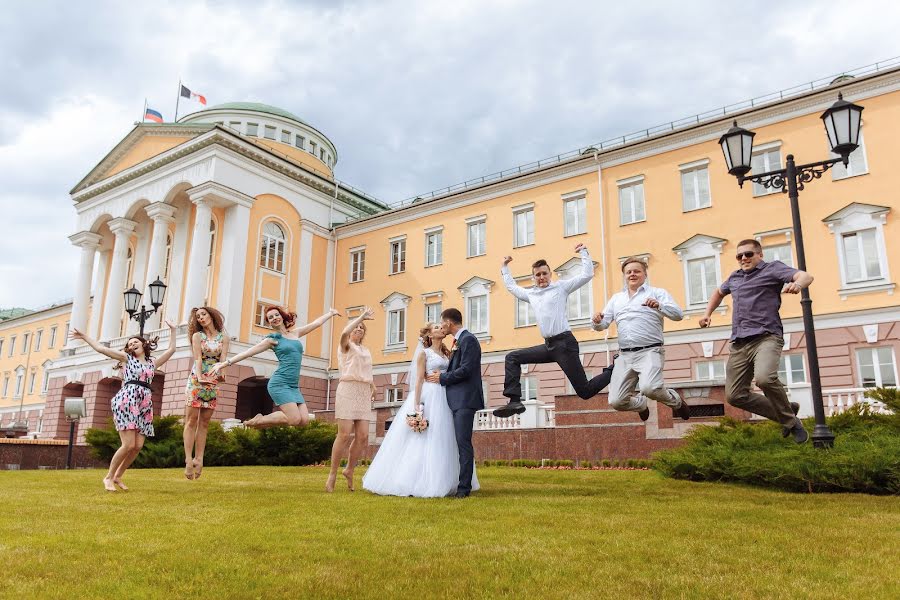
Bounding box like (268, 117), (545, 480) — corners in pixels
(142, 98), (147, 123)
(174, 78), (182, 123)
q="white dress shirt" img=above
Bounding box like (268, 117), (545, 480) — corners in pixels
(592, 282), (683, 349)
(501, 249), (594, 339)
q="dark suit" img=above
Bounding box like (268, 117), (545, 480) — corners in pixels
(439, 328), (483, 495)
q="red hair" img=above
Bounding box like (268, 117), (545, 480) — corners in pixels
(265, 305), (296, 329)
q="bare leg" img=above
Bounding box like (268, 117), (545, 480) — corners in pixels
(247, 403), (309, 428)
(192, 408), (214, 479)
(326, 419), (354, 492)
(183, 406), (200, 480)
(343, 419), (369, 491)
(113, 434), (145, 489)
(105, 430), (136, 491)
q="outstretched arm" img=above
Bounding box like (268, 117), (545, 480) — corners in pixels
(295, 308), (341, 338)
(339, 307), (374, 353)
(699, 288), (727, 328)
(209, 337), (275, 375)
(560, 244), (594, 294)
(784, 270), (814, 294)
(69, 328), (128, 363)
(154, 320), (179, 367)
(439, 336), (481, 387)
(500, 256), (530, 301)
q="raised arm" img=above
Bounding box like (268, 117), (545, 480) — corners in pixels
(500, 256), (530, 301)
(439, 335), (481, 387)
(69, 328), (128, 362)
(295, 308), (341, 338)
(560, 244), (594, 294)
(339, 307), (375, 353)
(154, 320), (179, 368)
(784, 270), (814, 294)
(699, 288), (727, 328)
(208, 337), (275, 376)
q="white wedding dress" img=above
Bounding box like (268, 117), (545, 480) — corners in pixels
(363, 346), (479, 497)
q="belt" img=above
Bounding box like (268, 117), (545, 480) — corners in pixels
(124, 380), (152, 390)
(619, 343), (663, 353)
(543, 331), (573, 343)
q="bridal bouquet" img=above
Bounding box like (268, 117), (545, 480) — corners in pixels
(406, 405), (428, 433)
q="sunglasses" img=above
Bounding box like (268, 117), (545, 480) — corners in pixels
(735, 251), (757, 260)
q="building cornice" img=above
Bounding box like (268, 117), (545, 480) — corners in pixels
(0, 303), (73, 331)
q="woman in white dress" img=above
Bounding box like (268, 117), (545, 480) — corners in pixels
(363, 324), (479, 498)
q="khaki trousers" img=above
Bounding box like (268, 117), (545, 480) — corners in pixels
(607, 347), (680, 412)
(725, 333), (798, 427)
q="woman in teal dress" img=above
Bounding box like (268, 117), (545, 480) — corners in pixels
(209, 305), (340, 428)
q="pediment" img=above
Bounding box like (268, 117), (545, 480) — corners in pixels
(672, 234), (727, 251)
(822, 202), (890, 223)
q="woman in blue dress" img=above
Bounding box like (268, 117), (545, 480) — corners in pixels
(209, 305), (340, 428)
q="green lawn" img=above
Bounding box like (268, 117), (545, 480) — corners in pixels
(1, 467), (897, 599)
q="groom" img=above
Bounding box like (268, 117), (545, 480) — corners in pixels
(425, 307), (483, 498)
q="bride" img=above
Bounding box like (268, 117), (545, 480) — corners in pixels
(363, 324), (479, 497)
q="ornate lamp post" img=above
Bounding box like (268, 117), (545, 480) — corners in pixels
(718, 93), (864, 449)
(123, 276), (167, 338)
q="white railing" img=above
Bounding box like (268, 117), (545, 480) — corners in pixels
(475, 410), (521, 430)
(823, 387), (888, 416)
(474, 401), (557, 430)
(540, 404), (556, 428)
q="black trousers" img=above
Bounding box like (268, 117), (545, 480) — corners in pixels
(452, 408), (476, 494)
(503, 331), (614, 401)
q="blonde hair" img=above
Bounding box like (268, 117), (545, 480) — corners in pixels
(418, 323), (450, 357)
(621, 256), (648, 273)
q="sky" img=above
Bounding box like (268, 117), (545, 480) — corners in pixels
(0, 0), (897, 309)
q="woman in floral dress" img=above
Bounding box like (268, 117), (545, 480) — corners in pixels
(70, 320), (177, 492)
(183, 306), (228, 480)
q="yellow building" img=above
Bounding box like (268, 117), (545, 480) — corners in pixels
(2, 66), (897, 444)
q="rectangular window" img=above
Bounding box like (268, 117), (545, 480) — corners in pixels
(390, 239), (406, 274)
(425, 302), (442, 325)
(28, 372), (36, 395)
(778, 354), (807, 386)
(263, 125), (277, 140)
(246, 123), (259, 137)
(751, 148), (782, 196)
(0, 339), (3, 356)
(763, 243), (793, 267)
(41, 370), (50, 394)
(681, 166), (711, 211)
(309, 141), (317, 155)
(467, 295), (488, 334)
(521, 376), (538, 402)
(48, 326), (57, 348)
(294, 134), (305, 149)
(14, 373), (23, 397)
(2, 376), (8, 397)
(425, 230), (443, 267)
(856, 347), (897, 387)
(516, 297), (536, 328)
(388, 309), (406, 345)
(64, 322), (70, 342)
(34, 329), (43, 352)
(22, 333), (30, 354)
(228, 121), (241, 132)
(255, 303), (273, 328)
(564, 195), (587, 236)
(350, 249), (366, 283)
(386, 387), (404, 404)
(696, 360), (726, 381)
(320, 148), (326, 161)
(566, 284), (591, 321)
(831, 132), (868, 180)
(8, 336), (15, 357)
(687, 257), (718, 305)
(513, 207), (534, 247)
(467, 219), (486, 257)
(841, 229), (882, 282)
(618, 181), (646, 225)
(280, 130), (291, 143)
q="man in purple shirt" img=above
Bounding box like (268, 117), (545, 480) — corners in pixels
(700, 239), (814, 443)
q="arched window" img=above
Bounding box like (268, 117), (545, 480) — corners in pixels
(206, 218), (217, 304)
(259, 222), (286, 272)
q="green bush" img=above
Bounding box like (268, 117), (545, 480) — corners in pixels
(654, 397), (900, 495)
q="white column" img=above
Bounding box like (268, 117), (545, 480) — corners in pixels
(165, 206), (191, 325)
(67, 231), (102, 347)
(143, 202), (177, 330)
(295, 222), (316, 343)
(322, 234), (336, 357)
(91, 249), (109, 338)
(100, 218), (137, 341)
(181, 197), (213, 321)
(216, 202), (252, 334)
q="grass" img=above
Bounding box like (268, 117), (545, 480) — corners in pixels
(1, 467), (898, 599)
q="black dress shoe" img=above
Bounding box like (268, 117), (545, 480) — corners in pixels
(790, 423), (809, 444)
(454, 491), (470, 498)
(675, 401), (691, 421)
(638, 407), (650, 421)
(790, 401), (800, 415)
(782, 404), (802, 438)
(493, 401), (526, 418)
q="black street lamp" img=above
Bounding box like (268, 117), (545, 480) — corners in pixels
(124, 276), (167, 338)
(719, 93), (864, 449)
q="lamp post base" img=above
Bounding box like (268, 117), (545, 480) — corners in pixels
(812, 425), (835, 449)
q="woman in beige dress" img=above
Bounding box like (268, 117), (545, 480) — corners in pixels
(326, 307), (376, 492)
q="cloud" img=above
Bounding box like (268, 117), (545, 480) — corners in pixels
(1, 0), (898, 307)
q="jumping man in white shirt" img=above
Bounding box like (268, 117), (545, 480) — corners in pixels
(493, 243), (614, 418)
(592, 257), (691, 422)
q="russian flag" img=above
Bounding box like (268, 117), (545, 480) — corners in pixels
(144, 107), (164, 123)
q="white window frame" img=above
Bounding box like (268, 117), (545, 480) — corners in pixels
(34, 329), (43, 352)
(387, 309), (406, 346)
(263, 124), (277, 140)
(48, 327), (57, 349)
(381, 292), (411, 353)
(696, 360), (726, 381)
(855, 347), (898, 388)
(751, 142), (782, 197)
(513, 276), (536, 328)
(425, 301), (442, 325)
(2, 375), (9, 397)
(386, 387), (405, 404)
(513, 204), (535, 248)
(555, 258), (594, 326)
(674, 236), (725, 314)
(680, 160), (712, 212)
(466, 295), (488, 335)
(466, 216), (486, 258)
(22, 332), (30, 355)
(458, 277), (493, 341)
(617, 175), (646, 226)
(259, 221), (286, 273)
(41, 362), (51, 395)
(521, 376), (538, 402)
(8, 335), (15, 357)
(778, 353), (807, 386)
(562, 191), (587, 237)
(246, 122), (259, 137)
(424, 227), (443, 267)
(389, 236), (407, 275)
(28, 371), (36, 395)
(824, 204), (894, 298)
(350, 246), (366, 283)
(762, 243), (794, 268)
(831, 130), (869, 180)
(0, 339), (4, 356)
(14, 367), (24, 398)
(294, 134), (305, 150)
(280, 129), (291, 144)
(686, 257), (719, 307)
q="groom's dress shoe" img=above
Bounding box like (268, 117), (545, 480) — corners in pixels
(454, 491), (470, 498)
(493, 401), (526, 418)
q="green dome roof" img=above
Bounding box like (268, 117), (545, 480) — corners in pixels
(188, 102), (310, 127)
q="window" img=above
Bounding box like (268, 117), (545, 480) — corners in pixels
(260, 222), (286, 272)
(14, 371), (23, 398)
(309, 141), (317, 155)
(8, 336), (15, 357)
(696, 360), (725, 381)
(556, 260), (592, 322)
(2, 375), (8, 397)
(778, 354), (807, 386)
(841, 229), (882, 282)
(0, 339), (3, 356)
(563, 193), (587, 236)
(41, 369), (50, 394)
(521, 376), (538, 402)
(467, 295), (488, 334)
(467, 218), (486, 257)
(280, 130), (291, 143)
(751, 147), (782, 196)
(246, 123), (259, 137)
(763, 243), (793, 267)
(387, 309), (406, 345)
(425, 302), (442, 324)
(22, 332), (30, 355)
(64, 322), (70, 343)
(48, 327), (57, 348)
(386, 387), (404, 404)
(255, 303), (273, 328)
(229, 121), (241, 132)
(681, 164), (711, 211)
(856, 347), (897, 387)
(263, 125), (277, 140)
(320, 148), (326, 161)
(28, 372), (36, 395)
(618, 178), (646, 225)
(516, 297), (536, 328)
(294, 134), (305, 149)
(687, 257), (718, 306)
(513, 206), (534, 247)
(34, 330), (42, 352)
(425, 229), (443, 267)
(350, 248), (365, 283)
(390, 238), (406, 274)
(831, 131), (868, 180)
